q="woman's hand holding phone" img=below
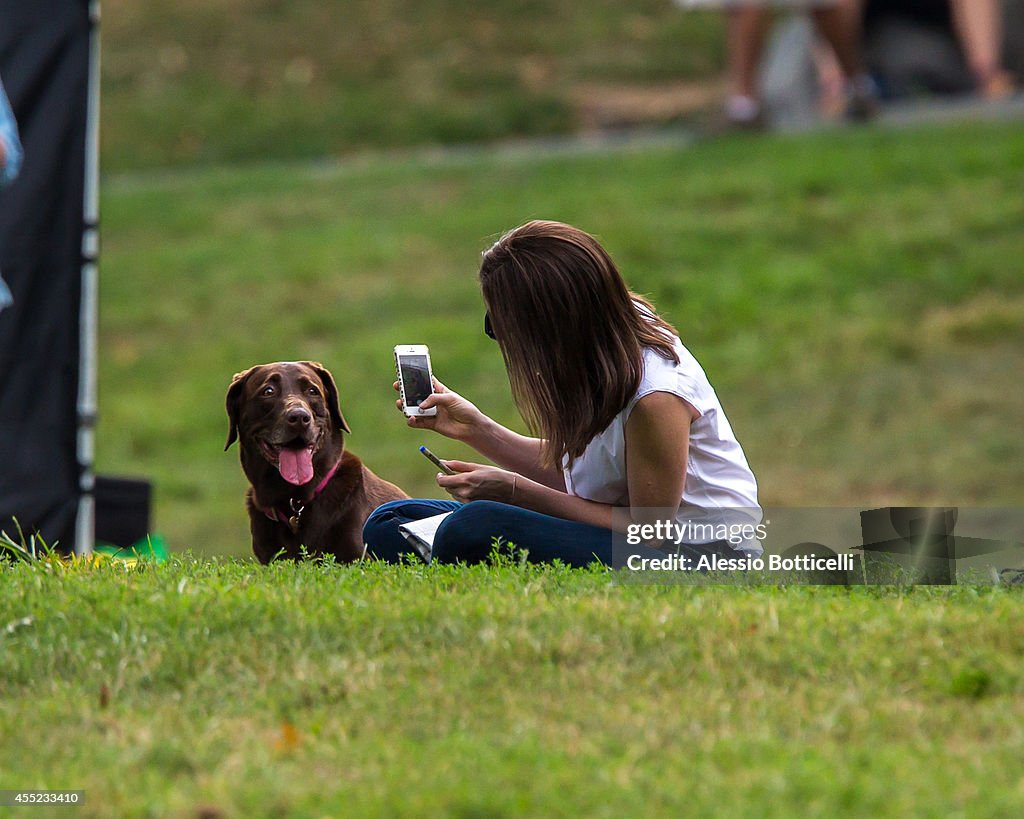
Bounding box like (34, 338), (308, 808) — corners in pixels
(435, 460), (518, 505)
(394, 376), (486, 441)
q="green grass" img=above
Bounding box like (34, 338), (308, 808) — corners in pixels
(102, 0), (725, 172)
(1, 557), (1022, 816)
(97, 121), (1024, 558)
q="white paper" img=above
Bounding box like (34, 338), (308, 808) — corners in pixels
(398, 512), (453, 561)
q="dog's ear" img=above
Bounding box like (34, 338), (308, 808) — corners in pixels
(304, 361), (351, 434)
(225, 367), (255, 450)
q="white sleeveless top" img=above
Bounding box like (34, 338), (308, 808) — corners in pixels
(562, 334), (762, 548)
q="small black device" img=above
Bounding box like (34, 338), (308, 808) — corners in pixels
(420, 445), (455, 475)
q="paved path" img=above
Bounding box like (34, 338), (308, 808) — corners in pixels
(105, 92), (1024, 191)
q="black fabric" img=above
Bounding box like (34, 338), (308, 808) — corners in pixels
(863, 1), (973, 97)
(95, 477), (151, 548)
(863, 1), (952, 31)
(0, 1), (90, 549)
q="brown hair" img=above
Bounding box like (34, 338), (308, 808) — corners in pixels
(479, 220), (680, 469)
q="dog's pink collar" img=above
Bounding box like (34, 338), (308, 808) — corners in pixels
(313, 458), (341, 496)
(259, 457), (342, 531)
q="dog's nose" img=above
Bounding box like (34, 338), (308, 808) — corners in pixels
(286, 407), (312, 427)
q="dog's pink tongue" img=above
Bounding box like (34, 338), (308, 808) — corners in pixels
(278, 447), (314, 486)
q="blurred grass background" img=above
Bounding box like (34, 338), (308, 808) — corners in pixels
(98, 123), (1024, 557)
(102, 0), (725, 172)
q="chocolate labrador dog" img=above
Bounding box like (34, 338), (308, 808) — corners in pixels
(225, 361), (407, 563)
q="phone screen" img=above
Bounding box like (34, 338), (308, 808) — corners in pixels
(398, 354), (432, 407)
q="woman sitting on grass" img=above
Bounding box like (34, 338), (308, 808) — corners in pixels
(362, 220), (761, 567)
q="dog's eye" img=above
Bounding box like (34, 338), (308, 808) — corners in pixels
(261, 385), (275, 397)
(307, 387), (320, 397)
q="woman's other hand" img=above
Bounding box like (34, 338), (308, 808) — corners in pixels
(435, 460), (517, 504)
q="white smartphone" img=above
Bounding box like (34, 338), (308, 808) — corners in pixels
(394, 344), (437, 417)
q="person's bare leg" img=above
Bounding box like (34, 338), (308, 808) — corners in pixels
(728, 5), (769, 98)
(949, 0), (1013, 97)
(726, 5), (770, 123)
(810, 0), (877, 120)
(813, 40), (847, 117)
(809, 0), (864, 81)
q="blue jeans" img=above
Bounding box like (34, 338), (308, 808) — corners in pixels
(362, 498), (691, 568)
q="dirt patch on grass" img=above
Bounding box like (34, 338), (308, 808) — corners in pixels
(569, 79), (727, 130)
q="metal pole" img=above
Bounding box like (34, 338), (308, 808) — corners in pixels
(75, 0), (101, 556)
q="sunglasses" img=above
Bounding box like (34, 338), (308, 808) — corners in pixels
(484, 312), (497, 340)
